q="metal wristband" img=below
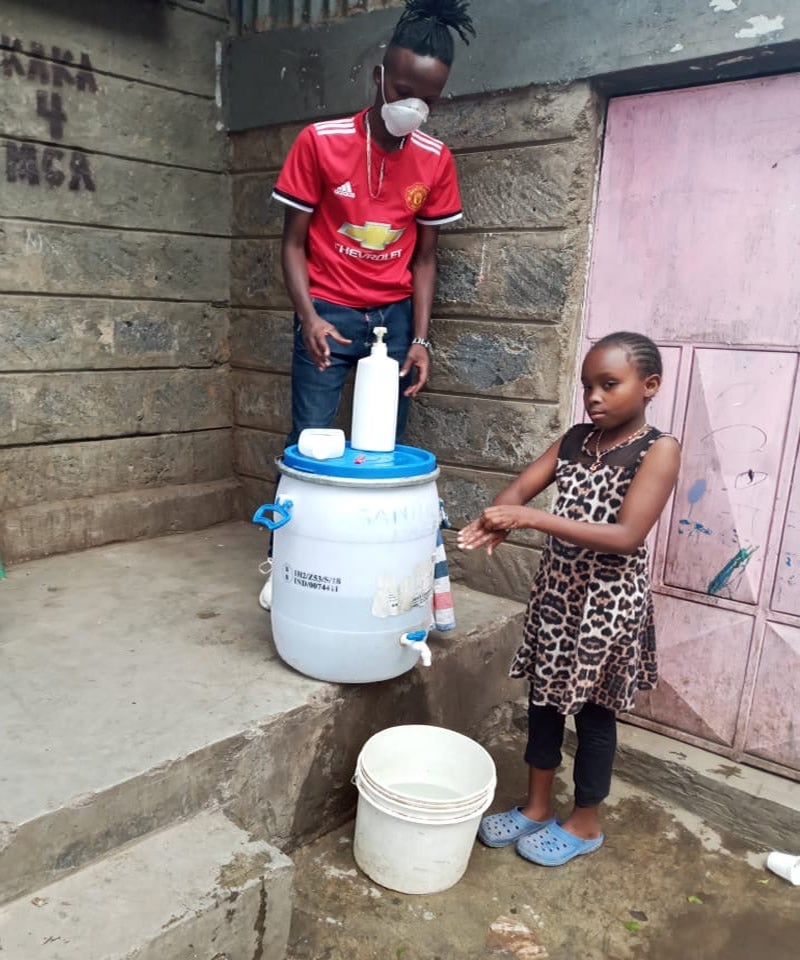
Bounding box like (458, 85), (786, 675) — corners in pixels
(411, 336), (431, 350)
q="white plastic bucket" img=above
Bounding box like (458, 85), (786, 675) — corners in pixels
(352, 725), (496, 894)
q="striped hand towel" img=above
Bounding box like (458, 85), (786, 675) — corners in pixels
(432, 501), (456, 632)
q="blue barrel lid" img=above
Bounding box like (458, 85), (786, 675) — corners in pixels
(281, 442), (436, 480)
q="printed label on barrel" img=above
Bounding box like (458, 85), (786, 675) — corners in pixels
(283, 563), (341, 593)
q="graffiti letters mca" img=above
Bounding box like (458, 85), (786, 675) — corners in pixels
(6, 141), (95, 191)
(2, 35), (98, 190)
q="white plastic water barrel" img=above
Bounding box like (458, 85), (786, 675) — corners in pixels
(352, 725), (496, 894)
(255, 444), (440, 683)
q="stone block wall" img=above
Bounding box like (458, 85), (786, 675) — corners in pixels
(0, 1), (235, 562)
(230, 83), (599, 600)
(249, 0), (404, 33)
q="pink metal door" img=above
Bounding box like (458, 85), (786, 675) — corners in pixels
(581, 73), (800, 778)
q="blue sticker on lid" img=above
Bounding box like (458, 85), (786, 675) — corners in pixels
(281, 442), (436, 479)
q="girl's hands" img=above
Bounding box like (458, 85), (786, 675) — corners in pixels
(482, 505), (539, 532)
(457, 506), (541, 555)
(457, 517), (508, 556)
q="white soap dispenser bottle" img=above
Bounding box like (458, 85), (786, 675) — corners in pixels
(351, 326), (399, 452)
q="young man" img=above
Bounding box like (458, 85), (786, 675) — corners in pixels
(261, 0), (475, 609)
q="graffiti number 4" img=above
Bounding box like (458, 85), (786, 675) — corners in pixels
(36, 90), (67, 140)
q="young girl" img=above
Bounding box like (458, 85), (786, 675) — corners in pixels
(458, 332), (680, 867)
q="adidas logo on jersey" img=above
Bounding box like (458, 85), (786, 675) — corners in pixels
(334, 180), (356, 198)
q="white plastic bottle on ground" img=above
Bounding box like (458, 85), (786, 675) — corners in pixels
(351, 326), (399, 452)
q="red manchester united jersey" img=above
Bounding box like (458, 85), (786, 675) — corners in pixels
(272, 108), (462, 308)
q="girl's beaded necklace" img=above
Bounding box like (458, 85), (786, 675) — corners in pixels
(365, 112), (404, 200)
(582, 422), (651, 472)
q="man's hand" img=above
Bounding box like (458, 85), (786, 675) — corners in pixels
(301, 314), (352, 371)
(400, 343), (430, 397)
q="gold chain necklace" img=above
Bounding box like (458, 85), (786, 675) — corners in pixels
(365, 112), (386, 200)
(583, 423), (650, 472)
(365, 112), (404, 200)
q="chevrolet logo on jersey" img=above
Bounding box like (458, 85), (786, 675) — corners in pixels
(338, 221), (405, 251)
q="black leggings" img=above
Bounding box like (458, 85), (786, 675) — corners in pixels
(525, 692), (617, 807)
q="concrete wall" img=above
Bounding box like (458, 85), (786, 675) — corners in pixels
(230, 83), (600, 600)
(227, 0), (800, 129)
(240, 0), (404, 33)
(0, 0), (235, 563)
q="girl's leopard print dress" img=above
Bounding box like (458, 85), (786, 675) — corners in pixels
(510, 423), (665, 715)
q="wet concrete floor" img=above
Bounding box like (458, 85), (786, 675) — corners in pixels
(287, 734), (798, 960)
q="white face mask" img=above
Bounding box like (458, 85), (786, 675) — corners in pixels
(380, 64), (429, 138)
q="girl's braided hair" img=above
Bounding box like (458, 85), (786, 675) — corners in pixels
(390, 0), (476, 66)
(592, 331), (663, 378)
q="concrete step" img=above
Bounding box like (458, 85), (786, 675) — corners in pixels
(0, 522), (527, 905)
(603, 722), (799, 852)
(518, 714), (799, 852)
(0, 810), (293, 960)
(2, 478), (239, 563)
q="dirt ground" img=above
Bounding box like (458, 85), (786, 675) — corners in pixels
(286, 734), (799, 960)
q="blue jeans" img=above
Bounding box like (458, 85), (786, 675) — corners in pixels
(287, 297), (414, 446)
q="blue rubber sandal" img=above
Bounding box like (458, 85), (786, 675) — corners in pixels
(516, 822), (604, 866)
(478, 807), (555, 848)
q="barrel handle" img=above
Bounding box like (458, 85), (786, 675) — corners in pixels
(252, 500), (294, 531)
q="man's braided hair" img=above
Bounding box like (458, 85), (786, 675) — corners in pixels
(390, 0), (476, 67)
